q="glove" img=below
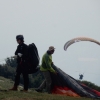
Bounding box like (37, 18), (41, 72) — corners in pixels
(51, 62), (54, 66)
(11, 55), (17, 59)
(18, 53), (23, 57)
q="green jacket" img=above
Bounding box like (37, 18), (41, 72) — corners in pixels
(40, 52), (56, 73)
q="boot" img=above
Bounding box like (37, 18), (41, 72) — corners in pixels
(9, 85), (18, 91)
(35, 88), (42, 93)
(20, 89), (28, 92)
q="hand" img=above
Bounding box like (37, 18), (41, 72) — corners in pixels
(51, 62), (54, 66)
(18, 53), (23, 57)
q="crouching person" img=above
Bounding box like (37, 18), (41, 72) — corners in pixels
(35, 46), (57, 94)
(9, 35), (29, 92)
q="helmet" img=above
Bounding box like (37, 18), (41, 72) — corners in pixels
(16, 35), (24, 42)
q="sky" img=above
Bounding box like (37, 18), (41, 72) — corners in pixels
(0, 0), (100, 86)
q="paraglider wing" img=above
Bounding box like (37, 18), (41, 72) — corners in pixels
(64, 37), (100, 51)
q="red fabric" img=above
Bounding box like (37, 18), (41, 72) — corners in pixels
(92, 90), (100, 96)
(81, 83), (100, 96)
(52, 86), (80, 97)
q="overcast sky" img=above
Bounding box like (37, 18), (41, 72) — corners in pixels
(0, 0), (100, 86)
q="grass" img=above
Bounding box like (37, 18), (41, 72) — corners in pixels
(0, 76), (98, 100)
(0, 91), (94, 100)
(0, 76), (14, 90)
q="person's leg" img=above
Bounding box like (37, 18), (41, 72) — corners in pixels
(38, 80), (46, 91)
(9, 72), (21, 91)
(14, 72), (21, 86)
(36, 71), (52, 93)
(35, 72), (46, 92)
(43, 71), (52, 93)
(22, 73), (29, 91)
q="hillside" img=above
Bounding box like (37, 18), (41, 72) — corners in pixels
(0, 58), (99, 100)
(0, 76), (98, 100)
(0, 76), (14, 90)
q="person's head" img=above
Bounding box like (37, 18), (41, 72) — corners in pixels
(48, 46), (55, 54)
(16, 35), (24, 44)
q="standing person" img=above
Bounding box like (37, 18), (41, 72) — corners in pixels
(35, 46), (57, 94)
(10, 35), (29, 92)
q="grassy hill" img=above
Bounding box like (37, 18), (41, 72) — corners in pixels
(0, 76), (97, 100)
(0, 76), (14, 90)
(0, 91), (93, 100)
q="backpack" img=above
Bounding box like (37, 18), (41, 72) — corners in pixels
(27, 43), (40, 74)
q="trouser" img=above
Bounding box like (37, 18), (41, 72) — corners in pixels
(14, 72), (29, 90)
(39, 71), (52, 93)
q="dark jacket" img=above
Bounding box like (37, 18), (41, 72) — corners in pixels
(15, 43), (28, 73)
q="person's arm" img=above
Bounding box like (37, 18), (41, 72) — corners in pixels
(45, 55), (56, 73)
(15, 45), (23, 57)
(22, 44), (28, 60)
